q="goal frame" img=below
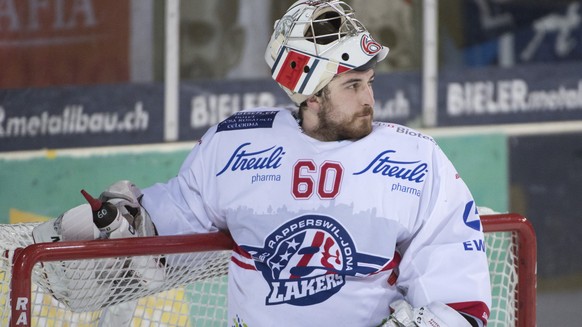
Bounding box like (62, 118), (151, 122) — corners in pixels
(7, 213), (536, 327)
(481, 213), (537, 327)
(8, 232), (234, 327)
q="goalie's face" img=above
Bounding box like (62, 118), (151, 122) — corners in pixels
(304, 68), (376, 142)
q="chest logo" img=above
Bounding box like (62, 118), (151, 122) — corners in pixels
(217, 142), (285, 176)
(353, 150), (428, 183)
(241, 215), (395, 306)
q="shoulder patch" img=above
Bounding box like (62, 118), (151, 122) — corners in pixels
(217, 111), (279, 132)
(375, 122), (436, 145)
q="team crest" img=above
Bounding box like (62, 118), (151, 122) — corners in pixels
(240, 214), (395, 306)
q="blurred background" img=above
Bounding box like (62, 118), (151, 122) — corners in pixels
(1, 0), (581, 324)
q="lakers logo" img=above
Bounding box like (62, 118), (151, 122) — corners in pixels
(240, 215), (394, 306)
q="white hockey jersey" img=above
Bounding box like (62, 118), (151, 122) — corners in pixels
(141, 108), (492, 326)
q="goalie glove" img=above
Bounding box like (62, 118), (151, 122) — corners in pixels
(98, 180), (165, 288)
(30, 191), (135, 312)
(380, 300), (473, 327)
(31, 181), (164, 313)
(32, 186), (139, 244)
(98, 180), (157, 238)
(95, 180), (164, 288)
(32, 180), (157, 243)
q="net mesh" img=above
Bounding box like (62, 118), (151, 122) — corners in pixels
(1, 221), (523, 326)
(485, 230), (518, 326)
(0, 223), (230, 327)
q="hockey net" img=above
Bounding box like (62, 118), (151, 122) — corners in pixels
(0, 213), (536, 327)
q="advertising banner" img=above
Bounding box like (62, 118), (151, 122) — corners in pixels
(0, 71), (421, 152)
(0, 0), (130, 88)
(5, 60), (582, 150)
(178, 72), (423, 142)
(0, 84), (163, 151)
(439, 62), (582, 126)
(459, 1), (582, 66)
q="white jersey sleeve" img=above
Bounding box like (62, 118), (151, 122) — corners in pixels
(141, 126), (226, 236)
(396, 142), (492, 323)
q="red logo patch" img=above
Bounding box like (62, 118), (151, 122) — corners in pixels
(360, 34), (382, 56)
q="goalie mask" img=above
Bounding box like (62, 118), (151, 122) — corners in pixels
(265, 0), (389, 105)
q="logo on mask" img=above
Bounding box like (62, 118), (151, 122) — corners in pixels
(361, 34), (382, 56)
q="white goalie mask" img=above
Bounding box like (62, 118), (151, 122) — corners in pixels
(265, 0), (389, 105)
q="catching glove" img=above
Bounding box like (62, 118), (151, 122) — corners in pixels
(32, 180), (156, 243)
(30, 181), (164, 313)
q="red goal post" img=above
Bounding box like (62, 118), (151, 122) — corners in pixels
(1, 213), (536, 327)
(481, 213), (537, 327)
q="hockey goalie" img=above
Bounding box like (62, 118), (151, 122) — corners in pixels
(30, 1), (493, 326)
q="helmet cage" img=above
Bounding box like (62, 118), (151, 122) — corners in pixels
(284, 1), (365, 57)
(266, 1), (388, 105)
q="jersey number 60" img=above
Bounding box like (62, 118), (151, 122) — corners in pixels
(291, 160), (343, 199)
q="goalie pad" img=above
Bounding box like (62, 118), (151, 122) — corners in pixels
(381, 300), (473, 327)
